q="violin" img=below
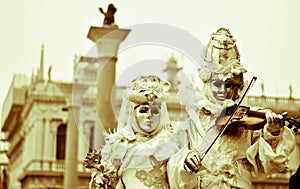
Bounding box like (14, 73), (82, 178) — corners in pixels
(216, 104), (300, 133)
(200, 77), (299, 161)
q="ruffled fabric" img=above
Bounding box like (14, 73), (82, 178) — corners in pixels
(246, 126), (296, 175)
(176, 76), (201, 112)
(199, 162), (252, 188)
(199, 163), (250, 188)
(197, 128), (252, 188)
(101, 127), (179, 176)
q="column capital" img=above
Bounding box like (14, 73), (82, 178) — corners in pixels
(87, 26), (130, 43)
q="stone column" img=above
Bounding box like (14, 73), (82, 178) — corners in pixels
(49, 120), (56, 159)
(35, 118), (45, 159)
(87, 26), (130, 132)
(63, 105), (79, 188)
(43, 118), (53, 159)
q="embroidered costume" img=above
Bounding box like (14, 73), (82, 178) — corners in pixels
(89, 76), (179, 189)
(168, 28), (296, 189)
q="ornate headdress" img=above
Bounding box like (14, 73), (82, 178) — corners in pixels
(117, 75), (171, 133)
(128, 75), (170, 104)
(199, 28), (247, 83)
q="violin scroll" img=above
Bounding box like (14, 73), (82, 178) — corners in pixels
(282, 112), (300, 132)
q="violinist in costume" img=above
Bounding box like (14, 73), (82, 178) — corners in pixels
(88, 75), (180, 189)
(168, 28), (296, 189)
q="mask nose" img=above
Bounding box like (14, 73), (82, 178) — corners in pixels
(219, 84), (226, 93)
(145, 109), (152, 119)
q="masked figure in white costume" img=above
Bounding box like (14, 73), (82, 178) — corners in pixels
(168, 28), (296, 188)
(88, 75), (181, 189)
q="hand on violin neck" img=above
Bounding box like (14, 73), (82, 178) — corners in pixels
(265, 111), (285, 135)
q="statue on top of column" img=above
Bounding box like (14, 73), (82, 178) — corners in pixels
(99, 3), (118, 28)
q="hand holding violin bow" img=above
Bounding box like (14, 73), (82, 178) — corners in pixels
(184, 151), (202, 173)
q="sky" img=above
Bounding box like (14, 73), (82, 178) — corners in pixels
(1, 0), (300, 123)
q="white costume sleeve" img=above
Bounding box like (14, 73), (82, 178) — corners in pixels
(167, 148), (198, 189)
(246, 126), (295, 175)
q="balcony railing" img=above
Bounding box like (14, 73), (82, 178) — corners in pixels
(244, 96), (300, 116)
(252, 170), (294, 181)
(266, 171), (293, 180)
(23, 159), (91, 173)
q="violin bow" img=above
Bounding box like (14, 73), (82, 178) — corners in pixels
(200, 76), (257, 160)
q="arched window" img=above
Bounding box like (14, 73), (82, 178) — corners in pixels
(56, 124), (66, 160)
